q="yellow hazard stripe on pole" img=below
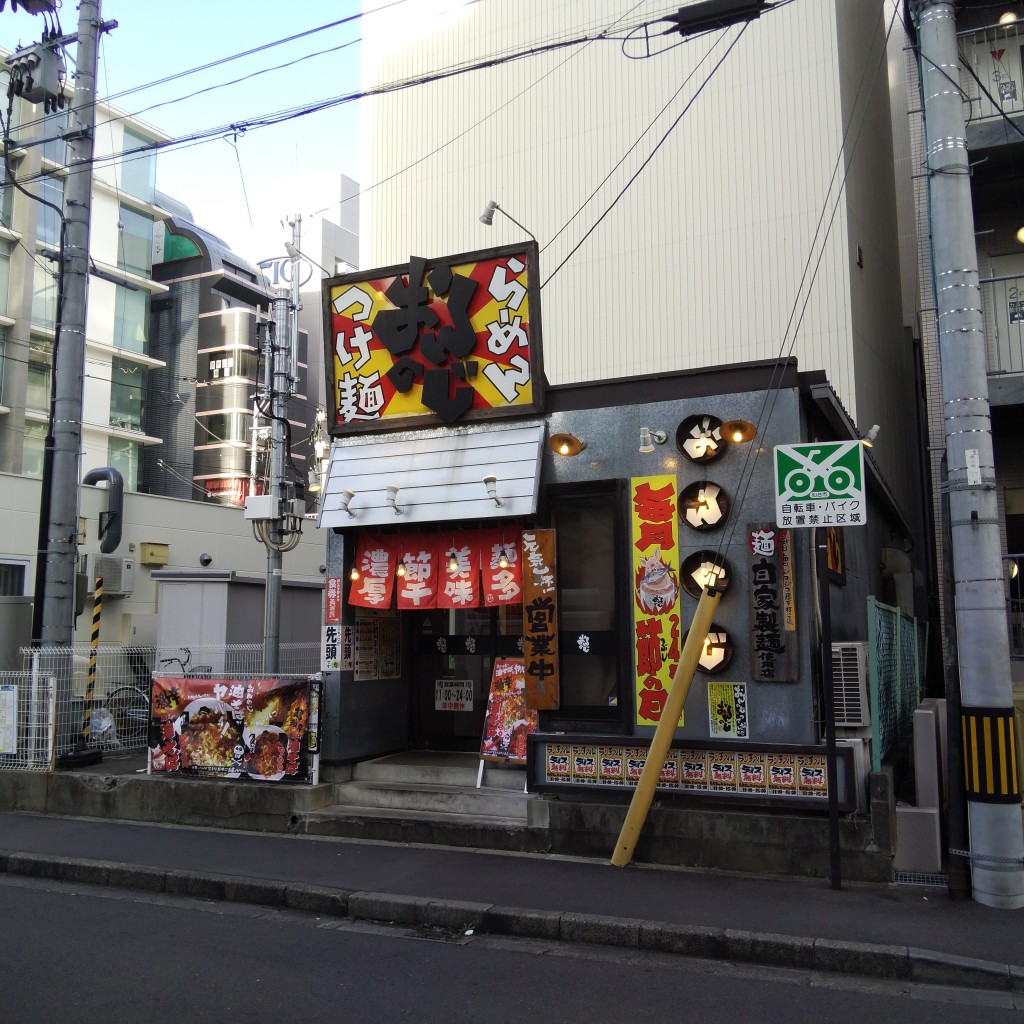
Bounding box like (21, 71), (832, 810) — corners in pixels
(80, 576), (103, 743)
(961, 707), (1020, 803)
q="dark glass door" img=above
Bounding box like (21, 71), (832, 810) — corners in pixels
(409, 606), (523, 751)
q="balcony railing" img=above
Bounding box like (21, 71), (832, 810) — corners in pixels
(959, 22), (1024, 128)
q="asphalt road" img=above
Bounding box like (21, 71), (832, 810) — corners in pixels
(2, 875), (1020, 1024)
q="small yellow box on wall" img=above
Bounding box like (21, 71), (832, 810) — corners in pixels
(139, 542), (169, 566)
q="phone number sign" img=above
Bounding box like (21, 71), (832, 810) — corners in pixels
(774, 441), (866, 528)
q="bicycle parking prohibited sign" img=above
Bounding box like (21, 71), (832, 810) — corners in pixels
(774, 441), (866, 528)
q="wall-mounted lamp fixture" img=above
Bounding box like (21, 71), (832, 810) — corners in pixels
(1000, 11), (1019, 25)
(548, 432), (587, 457)
(1005, 555), (1020, 581)
(483, 475), (504, 508)
(639, 427), (667, 453)
(479, 199), (537, 242)
(860, 424), (881, 448)
(386, 484), (404, 516)
(1016, 225), (1024, 245)
(308, 468), (322, 493)
(337, 489), (356, 519)
(199, 552), (213, 567)
(722, 419), (756, 444)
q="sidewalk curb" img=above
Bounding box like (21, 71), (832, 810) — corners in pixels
(2, 850), (1020, 993)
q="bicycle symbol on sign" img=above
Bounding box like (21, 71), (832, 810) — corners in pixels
(775, 441), (864, 506)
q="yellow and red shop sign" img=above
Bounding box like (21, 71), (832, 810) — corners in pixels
(631, 476), (682, 727)
(323, 243), (544, 433)
(348, 529), (523, 610)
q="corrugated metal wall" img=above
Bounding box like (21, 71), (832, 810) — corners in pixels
(358, 0), (917, 518)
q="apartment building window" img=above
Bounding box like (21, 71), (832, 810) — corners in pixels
(0, 559), (28, 596)
(119, 128), (156, 203)
(113, 285), (150, 354)
(0, 239), (10, 316)
(199, 411), (247, 444)
(37, 175), (64, 247)
(26, 356), (51, 414)
(31, 266), (58, 330)
(109, 357), (144, 430)
(117, 205), (154, 277)
(23, 423), (45, 477)
(108, 436), (139, 491)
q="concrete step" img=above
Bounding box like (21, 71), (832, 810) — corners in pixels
(292, 802), (550, 853)
(351, 753), (527, 792)
(333, 779), (531, 820)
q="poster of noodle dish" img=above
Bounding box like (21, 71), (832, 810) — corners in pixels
(149, 676), (320, 783)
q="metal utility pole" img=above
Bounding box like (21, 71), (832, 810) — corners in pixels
(34, 0), (109, 646)
(916, 0), (1024, 908)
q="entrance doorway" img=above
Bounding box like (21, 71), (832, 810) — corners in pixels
(408, 605), (523, 751)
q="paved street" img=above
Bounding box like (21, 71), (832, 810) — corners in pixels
(2, 874), (1021, 1024)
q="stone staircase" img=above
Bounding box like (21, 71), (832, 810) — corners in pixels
(292, 751), (550, 852)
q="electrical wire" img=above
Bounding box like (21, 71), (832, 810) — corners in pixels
(542, 22), (751, 289)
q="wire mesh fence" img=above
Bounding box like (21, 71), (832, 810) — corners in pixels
(0, 670), (55, 771)
(0, 643), (321, 769)
(867, 597), (929, 771)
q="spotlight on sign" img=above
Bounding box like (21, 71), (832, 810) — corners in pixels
(639, 427), (667, 453)
(337, 489), (356, 519)
(385, 484), (405, 516)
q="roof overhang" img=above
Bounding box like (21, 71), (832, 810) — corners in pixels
(317, 421), (545, 529)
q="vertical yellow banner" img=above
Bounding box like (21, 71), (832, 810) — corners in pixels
(631, 476), (682, 727)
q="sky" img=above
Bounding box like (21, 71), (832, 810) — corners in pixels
(0, 0), (366, 264)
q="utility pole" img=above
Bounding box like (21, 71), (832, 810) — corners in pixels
(916, 0), (1024, 908)
(261, 286), (291, 673)
(33, 0), (111, 646)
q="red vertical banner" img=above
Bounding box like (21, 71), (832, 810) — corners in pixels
(521, 529), (560, 710)
(480, 530), (523, 606)
(438, 535), (482, 608)
(631, 476), (682, 727)
(395, 536), (440, 609)
(348, 533), (399, 609)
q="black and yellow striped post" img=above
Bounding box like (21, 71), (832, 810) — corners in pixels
(57, 576), (104, 769)
(79, 576), (103, 745)
(961, 707), (1020, 804)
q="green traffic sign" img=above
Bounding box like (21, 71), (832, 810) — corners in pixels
(774, 441), (866, 528)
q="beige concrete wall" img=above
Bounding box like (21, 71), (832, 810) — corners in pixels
(0, 471), (325, 647)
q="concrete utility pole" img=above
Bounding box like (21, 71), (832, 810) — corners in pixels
(916, 0), (1024, 909)
(261, 286), (291, 673)
(35, 0), (106, 646)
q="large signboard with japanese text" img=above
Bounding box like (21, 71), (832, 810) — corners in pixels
(747, 523), (798, 682)
(631, 476), (682, 727)
(150, 676), (319, 783)
(323, 242), (544, 433)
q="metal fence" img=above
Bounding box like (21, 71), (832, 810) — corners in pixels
(0, 643), (321, 770)
(867, 597), (929, 771)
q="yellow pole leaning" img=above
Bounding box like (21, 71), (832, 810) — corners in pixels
(611, 584), (721, 867)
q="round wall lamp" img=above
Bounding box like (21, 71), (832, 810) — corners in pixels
(722, 419), (756, 444)
(549, 432), (587, 457)
(199, 552), (213, 567)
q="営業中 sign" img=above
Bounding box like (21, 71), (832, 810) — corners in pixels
(774, 441), (866, 529)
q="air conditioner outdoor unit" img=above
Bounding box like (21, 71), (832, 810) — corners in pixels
(837, 736), (872, 813)
(92, 555), (135, 597)
(832, 641), (870, 727)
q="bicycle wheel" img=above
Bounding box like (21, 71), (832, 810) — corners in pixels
(106, 684), (151, 749)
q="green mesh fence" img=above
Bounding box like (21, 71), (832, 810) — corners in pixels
(867, 596), (928, 770)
